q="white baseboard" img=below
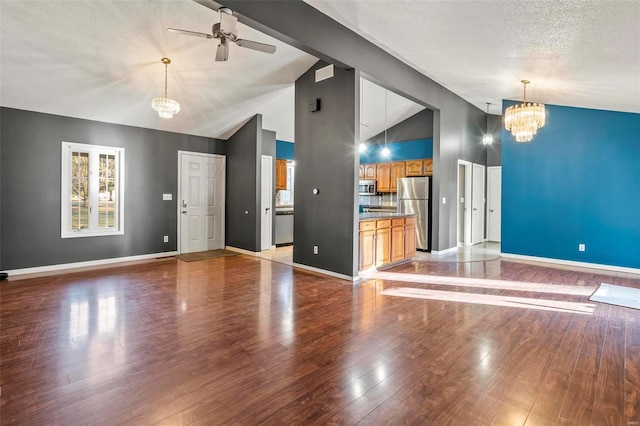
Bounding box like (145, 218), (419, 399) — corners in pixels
(431, 246), (458, 256)
(501, 253), (640, 276)
(3, 251), (178, 277)
(292, 262), (359, 282)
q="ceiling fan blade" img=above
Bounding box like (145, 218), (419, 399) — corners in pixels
(235, 39), (276, 54)
(167, 28), (213, 39)
(215, 41), (229, 61)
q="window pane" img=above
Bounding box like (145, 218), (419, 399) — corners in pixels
(71, 152), (89, 230)
(99, 154), (116, 228)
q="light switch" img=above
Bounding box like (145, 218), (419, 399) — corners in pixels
(163, 194), (172, 201)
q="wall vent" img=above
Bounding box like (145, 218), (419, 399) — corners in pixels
(315, 64), (334, 83)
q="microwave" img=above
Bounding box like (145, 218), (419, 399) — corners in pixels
(358, 180), (377, 195)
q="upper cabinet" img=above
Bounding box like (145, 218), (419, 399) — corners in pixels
(363, 164), (376, 180)
(376, 163), (391, 192)
(423, 159), (433, 176)
(405, 159), (424, 177)
(276, 159), (287, 190)
(390, 161), (406, 193)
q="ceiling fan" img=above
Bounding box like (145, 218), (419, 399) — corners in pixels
(167, 7), (276, 61)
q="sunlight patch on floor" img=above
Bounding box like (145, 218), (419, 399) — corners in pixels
(363, 271), (596, 296)
(381, 287), (595, 315)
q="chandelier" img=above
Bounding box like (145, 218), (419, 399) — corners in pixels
(152, 57), (180, 119)
(482, 102), (493, 145)
(504, 80), (545, 142)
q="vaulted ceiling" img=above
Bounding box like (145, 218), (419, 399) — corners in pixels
(3, 0), (639, 141)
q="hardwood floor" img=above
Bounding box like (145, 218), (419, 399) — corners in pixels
(1, 255), (639, 425)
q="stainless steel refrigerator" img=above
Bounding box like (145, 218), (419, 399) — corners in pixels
(397, 177), (431, 251)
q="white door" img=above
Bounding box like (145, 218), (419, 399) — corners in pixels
(457, 160), (472, 246)
(261, 155), (273, 251)
(487, 166), (502, 242)
(471, 163), (485, 245)
(179, 152), (225, 254)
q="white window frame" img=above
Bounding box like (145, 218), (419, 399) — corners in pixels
(61, 141), (125, 238)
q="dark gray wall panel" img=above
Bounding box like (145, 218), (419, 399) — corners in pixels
(0, 107), (224, 270)
(486, 114), (502, 167)
(203, 0), (488, 252)
(293, 61), (357, 277)
(225, 114), (262, 251)
(366, 109), (434, 145)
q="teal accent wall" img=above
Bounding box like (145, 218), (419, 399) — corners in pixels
(359, 138), (433, 163)
(276, 139), (294, 160)
(502, 100), (640, 269)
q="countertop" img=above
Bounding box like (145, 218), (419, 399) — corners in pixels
(359, 212), (416, 220)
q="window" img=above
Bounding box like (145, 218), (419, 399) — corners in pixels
(61, 142), (124, 238)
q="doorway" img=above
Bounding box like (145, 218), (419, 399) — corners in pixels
(486, 166), (502, 242)
(457, 160), (472, 246)
(178, 151), (225, 254)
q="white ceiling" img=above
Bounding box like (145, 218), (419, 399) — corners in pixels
(306, 0), (640, 116)
(0, 1), (318, 141)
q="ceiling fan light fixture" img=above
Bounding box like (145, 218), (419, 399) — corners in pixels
(152, 57), (180, 119)
(504, 80), (545, 143)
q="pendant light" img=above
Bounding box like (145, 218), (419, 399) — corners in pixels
(359, 78), (367, 152)
(504, 80), (545, 142)
(152, 57), (180, 119)
(380, 89), (390, 157)
(482, 102), (493, 145)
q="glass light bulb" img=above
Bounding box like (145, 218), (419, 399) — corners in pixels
(381, 146), (390, 157)
(359, 142), (367, 152)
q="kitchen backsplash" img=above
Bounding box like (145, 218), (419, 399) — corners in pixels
(359, 193), (397, 207)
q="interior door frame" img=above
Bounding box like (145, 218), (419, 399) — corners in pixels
(457, 160), (472, 246)
(486, 166), (502, 242)
(177, 151), (226, 254)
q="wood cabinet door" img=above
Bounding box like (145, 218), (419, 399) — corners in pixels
(405, 160), (423, 176)
(359, 165), (365, 180)
(404, 224), (416, 259)
(391, 225), (405, 262)
(359, 230), (375, 270)
(376, 163), (391, 192)
(423, 159), (433, 176)
(390, 161), (406, 193)
(375, 227), (391, 266)
(364, 164), (376, 180)
(275, 159), (287, 190)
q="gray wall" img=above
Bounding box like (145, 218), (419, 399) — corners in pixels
(293, 61), (358, 277)
(210, 0), (487, 252)
(0, 107), (224, 270)
(225, 114), (263, 252)
(366, 109), (434, 145)
(486, 114), (502, 167)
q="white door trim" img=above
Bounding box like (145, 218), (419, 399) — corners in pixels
(457, 160), (472, 247)
(471, 163), (486, 245)
(177, 151), (226, 254)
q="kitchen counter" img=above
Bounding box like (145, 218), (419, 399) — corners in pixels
(359, 212), (416, 220)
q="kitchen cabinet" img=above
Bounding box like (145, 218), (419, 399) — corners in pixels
(276, 159), (287, 190)
(404, 217), (417, 259)
(390, 161), (406, 193)
(359, 216), (416, 270)
(423, 159), (433, 176)
(363, 164), (376, 180)
(376, 163), (391, 192)
(359, 220), (376, 270)
(391, 218), (405, 263)
(359, 165), (364, 180)
(405, 159), (424, 176)
(375, 219), (391, 265)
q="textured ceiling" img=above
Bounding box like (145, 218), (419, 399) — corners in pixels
(306, 0), (640, 116)
(0, 1), (427, 142)
(0, 1), (318, 141)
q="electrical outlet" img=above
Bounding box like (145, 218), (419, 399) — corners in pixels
(164, 236), (169, 243)
(578, 243), (585, 252)
(313, 245), (318, 255)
